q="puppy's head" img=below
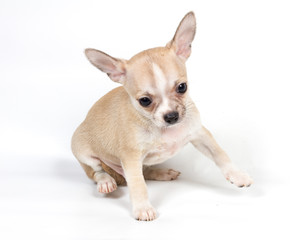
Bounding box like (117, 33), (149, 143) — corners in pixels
(85, 12), (196, 128)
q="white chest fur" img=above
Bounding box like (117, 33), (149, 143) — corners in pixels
(143, 121), (193, 165)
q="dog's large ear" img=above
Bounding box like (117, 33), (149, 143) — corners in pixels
(85, 48), (127, 83)
(166, 12), (196, 61)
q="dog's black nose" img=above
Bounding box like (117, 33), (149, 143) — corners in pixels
(164, 111), (179, 124)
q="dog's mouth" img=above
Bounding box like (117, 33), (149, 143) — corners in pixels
(164, 120), (181, 128)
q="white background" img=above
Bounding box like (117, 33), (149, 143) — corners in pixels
(1, 0), (308, 239)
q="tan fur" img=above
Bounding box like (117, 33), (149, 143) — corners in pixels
(71, 12), (253, 221)
(100, 161), (126, 186)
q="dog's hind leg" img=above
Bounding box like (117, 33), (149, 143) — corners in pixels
(143, 166), (181, 181)
(77, 154), (118, 194)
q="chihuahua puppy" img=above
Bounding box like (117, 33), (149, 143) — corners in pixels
(71, 12), (253, 221)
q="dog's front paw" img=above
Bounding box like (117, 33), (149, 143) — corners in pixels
(133, 204), (157, 221)
(223, 167), (253, 188)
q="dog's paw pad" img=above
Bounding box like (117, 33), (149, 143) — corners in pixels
(134, 205), (157, 221)
(97, 178), (117, 193)
(225, 169), (253, 188)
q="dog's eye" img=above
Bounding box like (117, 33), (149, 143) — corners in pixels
(176, 83), (187, 94)
(139, 97), (152, 107)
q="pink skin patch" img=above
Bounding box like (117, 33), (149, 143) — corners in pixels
(101, 158), (125, 177)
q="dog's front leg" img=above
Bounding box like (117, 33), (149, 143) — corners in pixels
(121, 153), (157, 221)
(191, 126), (253, 187)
